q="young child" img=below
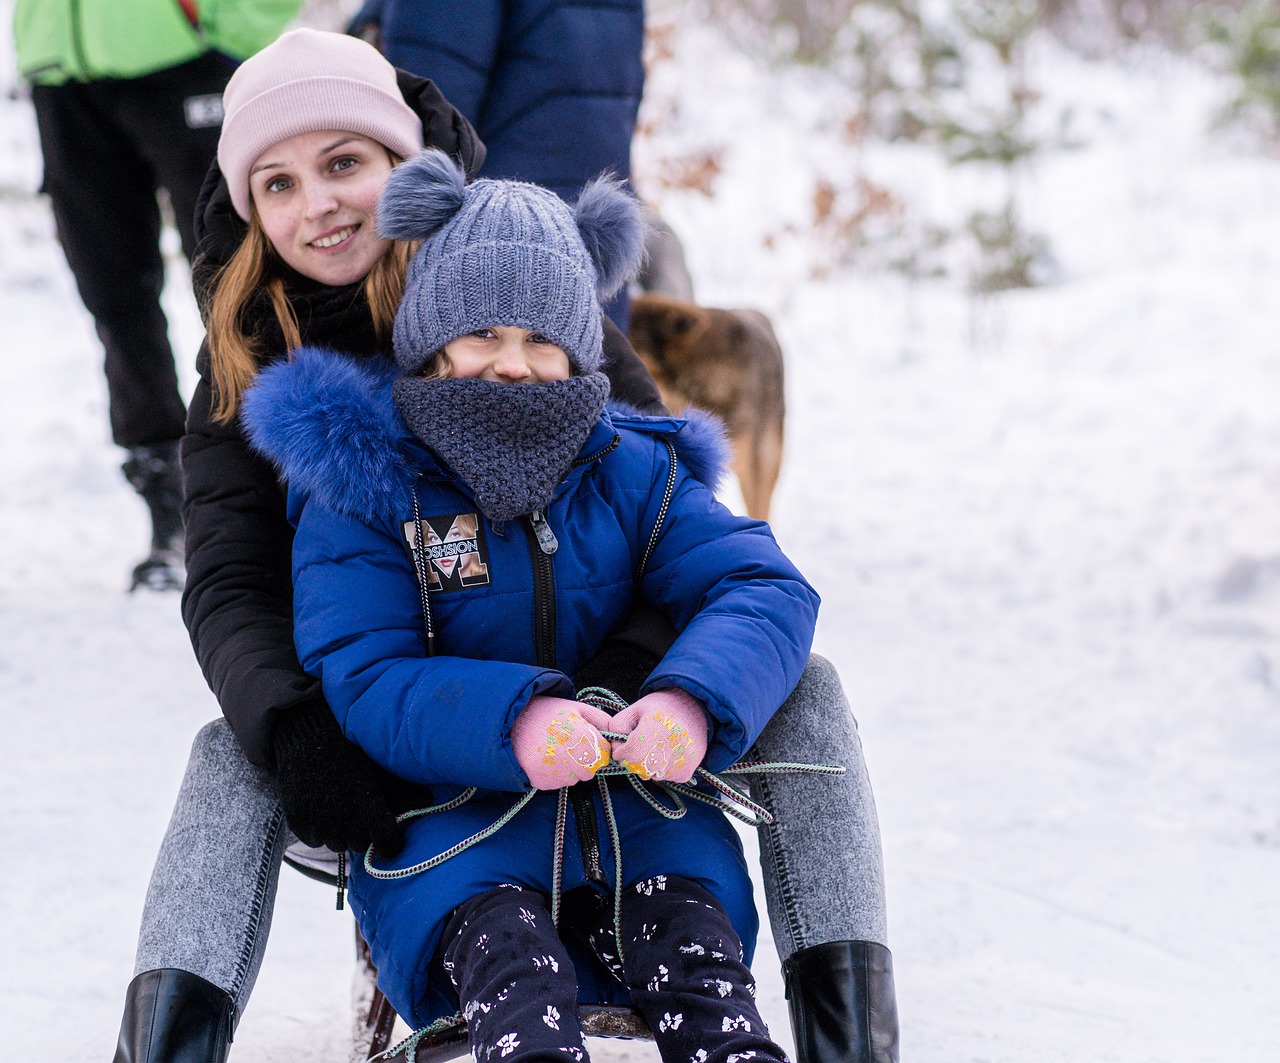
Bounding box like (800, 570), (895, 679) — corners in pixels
(241, 149), (819, 1063)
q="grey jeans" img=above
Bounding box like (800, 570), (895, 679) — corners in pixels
(134, 654), (887, 1015)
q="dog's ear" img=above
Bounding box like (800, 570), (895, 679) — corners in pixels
(663, 306), (700, 340)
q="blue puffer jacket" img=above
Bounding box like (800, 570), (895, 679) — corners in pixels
(349, 0), (645, 200)
(242, 348), (819, 1025)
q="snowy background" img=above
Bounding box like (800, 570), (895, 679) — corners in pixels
(2, 4), (1279, 1061)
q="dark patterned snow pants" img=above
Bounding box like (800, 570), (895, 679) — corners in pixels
(442, 877), (789, 1063)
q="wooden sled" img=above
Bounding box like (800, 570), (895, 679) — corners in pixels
(281, 850), (653, 1063)
(353, 925), (653, 1062)
(353, 925), (655, 1062)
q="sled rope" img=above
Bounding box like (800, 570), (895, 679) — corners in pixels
(371, 1012), (466, 1063)
(362, 686), (845, 968)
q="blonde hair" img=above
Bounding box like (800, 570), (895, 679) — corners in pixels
(415, 349), (452, 380)
(206, 206), (415, 424)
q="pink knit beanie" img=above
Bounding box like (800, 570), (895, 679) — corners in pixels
(218, 28), (424, 221)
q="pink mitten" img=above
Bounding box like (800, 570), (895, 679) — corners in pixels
(511, 696), (614, 790)
(608, 689), (709, 783)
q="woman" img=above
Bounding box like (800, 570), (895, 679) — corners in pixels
(112, 28), (898, 1063)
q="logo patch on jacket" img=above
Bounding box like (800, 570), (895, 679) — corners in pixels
(402, 512), (491, 592)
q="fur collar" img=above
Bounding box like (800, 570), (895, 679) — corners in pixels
(241, 348), (730, 524)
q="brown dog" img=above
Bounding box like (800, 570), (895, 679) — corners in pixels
(627, 292), (785, 521)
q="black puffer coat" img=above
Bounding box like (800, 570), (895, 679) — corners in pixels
(181, 69), (663, 766)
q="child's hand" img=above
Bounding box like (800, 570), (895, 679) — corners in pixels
(608, 689), (709, 783)
(511, 695), (614, 790)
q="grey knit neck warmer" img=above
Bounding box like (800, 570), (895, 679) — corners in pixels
(392, 373), (611, 524)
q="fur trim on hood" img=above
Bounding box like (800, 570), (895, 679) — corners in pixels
(241, 348), (730, 523)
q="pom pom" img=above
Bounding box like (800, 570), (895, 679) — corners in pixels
(376, 148), (466, 241)
(574, 174), (647, 300)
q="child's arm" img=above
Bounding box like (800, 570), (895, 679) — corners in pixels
(634, 446), (821, 772)
(290, 500), (571, 792)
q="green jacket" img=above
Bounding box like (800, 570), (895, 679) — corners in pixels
(13, 0), (302, 85)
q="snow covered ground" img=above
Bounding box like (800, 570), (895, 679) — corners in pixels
(2, 9), (1279, 1062)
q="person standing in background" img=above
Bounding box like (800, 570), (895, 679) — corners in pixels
(11, 0), (301, 590)
(347, 0), (645, 328)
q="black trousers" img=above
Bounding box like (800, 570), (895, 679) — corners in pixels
(442, 877), (789, 1063)
(31, 52), (233, 449)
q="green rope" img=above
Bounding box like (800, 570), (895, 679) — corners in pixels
(371, 1013), (466, 1063)
(360, 685), (847, 1034)
(363, 787), (540, 880)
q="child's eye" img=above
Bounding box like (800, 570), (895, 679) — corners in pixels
(470, 328), (497, 340)
(528, 332), (552, 345)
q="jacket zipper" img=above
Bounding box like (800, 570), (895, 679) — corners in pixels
(525, 507), (608, 886)
(526, 508), (558, 668)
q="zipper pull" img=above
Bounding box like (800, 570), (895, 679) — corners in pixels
(529, 509), (559, 554)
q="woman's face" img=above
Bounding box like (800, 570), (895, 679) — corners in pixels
(249, 130), (394, 286)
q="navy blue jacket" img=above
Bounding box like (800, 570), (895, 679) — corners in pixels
(350, 0), (645, 200)
(241, 348), (819, 1024)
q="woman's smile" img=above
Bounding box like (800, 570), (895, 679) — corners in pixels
(309, 224), (359, 250)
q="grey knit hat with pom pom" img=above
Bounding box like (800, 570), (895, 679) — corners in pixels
(378, 149), (645, 376)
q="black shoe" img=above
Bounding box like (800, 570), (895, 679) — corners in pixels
(782, 941), (899, 1063)
(122, 442), (184, 592)
(112, 968), (236, 1063)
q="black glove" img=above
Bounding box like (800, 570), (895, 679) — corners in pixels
(271, 697), (406, 857)
(573, 603), (677, 704)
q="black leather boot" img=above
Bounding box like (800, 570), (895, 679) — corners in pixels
(122, 441), (184, 591)
(782, 940), (899, 1063)
(112, 968), (236, 1063)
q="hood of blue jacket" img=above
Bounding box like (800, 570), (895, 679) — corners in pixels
(240, 347), (731, 524)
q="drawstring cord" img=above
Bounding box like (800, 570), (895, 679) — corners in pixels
(409, 488), (438, 657)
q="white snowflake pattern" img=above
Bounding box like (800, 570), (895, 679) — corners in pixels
(658, 1012), (684, 1033)
(679, 943), (706, 955)
(543, 1005), (561, 1030)
(518, 907), (537, 927)
(463, 1000), (494, 1022)
(722, 1015), (752, 1033)
(638, 922), (658, 942)
(531, 955), (560, 973)
(495, 1032), (521, 1057)
(728, 1052), (760, 1063)
(557, 1048), (584, 1061)
(689, 1050), (709, 1063)
(634, 875), (668, 896)
(709, 978), (733, 998)
(646, 963), (670, 992)
(475, 933), (490, 952)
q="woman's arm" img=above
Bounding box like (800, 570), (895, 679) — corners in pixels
(181, 364), (407, 852)
(603, 315), (666, 414)
(181, 370), (311, 765)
